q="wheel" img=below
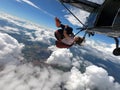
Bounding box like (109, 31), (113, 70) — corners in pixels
(113, 48), (120, 56)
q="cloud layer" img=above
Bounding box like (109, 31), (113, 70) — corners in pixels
(0, 12), (120, 90)
(0, 63), (120, 90)
(0, 12), (55, 45)
(65, 66), (120, 90)
(0, 63), (62, 90)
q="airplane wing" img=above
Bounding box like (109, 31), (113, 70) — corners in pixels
(59, 0), (101, 12)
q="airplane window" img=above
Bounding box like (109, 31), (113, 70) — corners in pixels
(87, 0), (105, 5)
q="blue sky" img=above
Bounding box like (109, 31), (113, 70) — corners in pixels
(0, 0), (117, 44)
(0, 0), (61, 28)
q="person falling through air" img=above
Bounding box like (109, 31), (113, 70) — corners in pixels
(54, 17), (85, 48)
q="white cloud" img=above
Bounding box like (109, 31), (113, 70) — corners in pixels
(0, 12), (55, 45)
(46, 49), (73, 67)
(64, 7), (89, 27)
(65, 65), (120, 90)
(0, 63), (120, 90)
(87, 0), (105, 4)
(65, 66), (120, 90)
(33, 28), (55, 45)
(85, 39), (120, 62)
(0, 26), (20, 34)
(64, 0), (105, 26)
(0, 32), (24, 65)
(47, 38), (120, 69)
(0, 12), (29, 29)
(0, 12), (41, 30)
(22, 0), (40, 9)
(0, 63), (63, 90)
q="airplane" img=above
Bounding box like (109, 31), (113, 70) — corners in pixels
(59, 0), (120, 56)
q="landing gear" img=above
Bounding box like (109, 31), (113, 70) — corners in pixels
(113, 37), (120, 56)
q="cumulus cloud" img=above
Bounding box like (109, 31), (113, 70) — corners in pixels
(65, 65), (120, 90)
(0, 32), (24, 65)
(0, 63), (63, 90)
(46, 48), (73, 67)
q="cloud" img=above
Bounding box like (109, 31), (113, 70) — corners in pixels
(0, 12), (55, 45)
(16, 0), (55, 18)
(19, 0), (40, 9)
(0, 26), (20, 34)
(64, 7), (89, 27)
(33, 28), (55, 45)
(0, 32), (24, 65)
(0, 12), (30, 29)
(0, 63), (63, 90)
(46, 48), (73, 67)
(85, 39), (120, 61)
(1, 12), (120, 66)
(0, 63), (120, 90)
(88, 0), (105, 4)
(47, 38), (120, 69)
(1, 12), (120, 90)
(65, 65), (120, 90)
(64, 0), (105, 26)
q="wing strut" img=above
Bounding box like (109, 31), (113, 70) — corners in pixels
(59, 0), (95, 39)
(59, 0), (87, 28)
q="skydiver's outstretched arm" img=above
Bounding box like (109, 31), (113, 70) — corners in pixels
(55, 17), (68, 30)
(55, 17), (61, 27)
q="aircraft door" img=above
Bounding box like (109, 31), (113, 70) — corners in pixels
(95, 0), (120, 27)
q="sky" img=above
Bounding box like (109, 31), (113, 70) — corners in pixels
(0, 0), (118, 44)
(0, 0), (66, 28)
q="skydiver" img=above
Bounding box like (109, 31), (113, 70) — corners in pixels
(54, 17), (84, 48)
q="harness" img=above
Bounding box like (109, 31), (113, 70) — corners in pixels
(55, 30), (74, 48)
